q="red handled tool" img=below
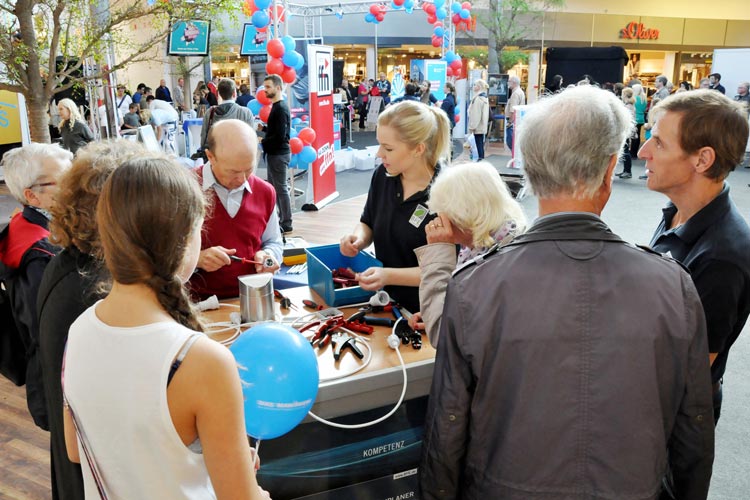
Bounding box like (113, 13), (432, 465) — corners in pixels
(273, 290), (298, 311)
(230, 255), (275, 268)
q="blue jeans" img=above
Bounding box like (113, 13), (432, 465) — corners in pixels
(474, 134), (485, 160)
(506, 125), (515, 153)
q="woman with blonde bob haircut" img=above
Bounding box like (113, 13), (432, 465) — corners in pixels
(57, 98), (94, 154)
(411, 161), (526, 347)
(340, 101), (451, 313)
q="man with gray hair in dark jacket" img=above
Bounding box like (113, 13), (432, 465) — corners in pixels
(419, 86), (714, 500)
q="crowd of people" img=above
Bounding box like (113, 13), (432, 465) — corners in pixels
(3, 66), (750, 499)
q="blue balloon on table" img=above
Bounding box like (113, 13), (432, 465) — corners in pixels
(230, 323), (319, 440)
(248, 99), (263, 115)
(299, 145), (317, 164)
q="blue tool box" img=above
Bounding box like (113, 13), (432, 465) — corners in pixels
(305, 244), (382, 306)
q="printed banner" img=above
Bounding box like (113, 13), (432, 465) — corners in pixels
(410, 59), (447, 100)
(167, 20), (210, 56)
(306, 44), (337, 206)
(0, 91), (22, 145)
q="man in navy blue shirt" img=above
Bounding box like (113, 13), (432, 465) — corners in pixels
(640, 89), (750, 424)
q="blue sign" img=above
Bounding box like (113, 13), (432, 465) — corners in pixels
(240, 24), (274, 56)
(410, 59), (447, 101)
(167, 20), (210, 56)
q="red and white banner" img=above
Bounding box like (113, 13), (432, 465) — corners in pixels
(305, 44), (338, 209)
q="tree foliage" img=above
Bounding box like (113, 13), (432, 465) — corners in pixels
(469, 0), (565, 72)
(0, 0), (238, 142)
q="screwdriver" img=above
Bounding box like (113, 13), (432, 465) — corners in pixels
(302, 299), (325, 310)
(230, 255), (275, 268)
(274, 289), (298, 310)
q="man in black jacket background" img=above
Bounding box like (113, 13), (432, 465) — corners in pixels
(260, 74), (293, 233)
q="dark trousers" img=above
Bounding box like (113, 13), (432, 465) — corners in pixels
(474, 133), (485, 160)
(266, 153), (292, 227)
(631, 123), (643, 156)
(713, 379), (723, 425)
(622, 140), (632, 174)
(507, 125), (515, 153)
(358, 103), (367, 128)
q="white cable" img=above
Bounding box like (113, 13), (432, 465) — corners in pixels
(307, 319), (408, 429)
(299, 330), (373, 382)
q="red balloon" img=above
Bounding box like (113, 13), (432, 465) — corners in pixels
(301, 115), (309, 121)
(266, 58), (284, 75)
(424, 3), (436, 14)
(267, 39), (285, 58)
(452, 13), (461, 24)
(393, 0), (405, 5)
(454, 68), (462, 78)
(462, 1), (472, 9)
(369, 4), (380, 15)
(433, 21), (443, 28)
(454, 115), (460, 123)
(259, 105), (272, 123)
(274, 4), (286, 22)
(257, 24), (268, 32)
(446, 66), (454, 77)
(427, 14), (437, 24)
(450, 59), (462, 70)
(298, 127), (316, 145)
(431, 36), (441, 47)
(256, 89), (270, 105)
(289, 137), (304, 154)
(281, 66), (297, 84)
(376, 12), (385, 21)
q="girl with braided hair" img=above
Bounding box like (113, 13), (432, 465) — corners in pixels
(62, 154), (269, 499)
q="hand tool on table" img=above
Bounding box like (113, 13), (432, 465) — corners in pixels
(331, 332), (364, 361)
(230, 255), (275, 268)
(302, 299), (325, 310)
(392, 305), (423, 350)
(273, 289), (298, 311)
(347, 307), (394, 327)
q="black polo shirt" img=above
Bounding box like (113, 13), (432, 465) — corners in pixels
(650, 184), (750, 384)
(361, 165), (438, 313)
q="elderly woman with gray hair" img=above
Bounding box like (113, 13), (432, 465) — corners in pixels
(410, 161), (525, 346)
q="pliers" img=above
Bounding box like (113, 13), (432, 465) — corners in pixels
(331, 332), (364, 361)
(300, 318), (338, 348)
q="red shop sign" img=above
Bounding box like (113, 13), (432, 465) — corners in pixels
(620, 22), (659, 40)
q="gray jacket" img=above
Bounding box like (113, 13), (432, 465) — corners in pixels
(200, 101), (255, 149)
(419, 212), (714, 500)
(415, 242), (456, 348)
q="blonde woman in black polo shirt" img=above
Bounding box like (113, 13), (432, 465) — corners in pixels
(340, 101), (451, 313)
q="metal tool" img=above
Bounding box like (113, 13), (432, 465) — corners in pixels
(331, 332), (364, 361)
(230, 255), (275, 268)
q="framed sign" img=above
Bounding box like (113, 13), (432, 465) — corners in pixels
(167, 20), (210, 56)
(240, 24), (272, 56)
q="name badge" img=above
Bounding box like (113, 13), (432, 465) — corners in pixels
(409, 204), (429, 228)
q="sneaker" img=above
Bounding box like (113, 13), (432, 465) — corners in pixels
(619, 172), (632, 179)
(281, 224), (294, 234)
(638, 174), (648, 180)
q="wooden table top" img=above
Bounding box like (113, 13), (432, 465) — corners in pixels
(200, 286), (436, 383)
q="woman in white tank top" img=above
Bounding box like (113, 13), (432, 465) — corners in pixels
(62, 154), (270, 499)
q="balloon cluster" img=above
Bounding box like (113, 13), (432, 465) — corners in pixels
(244, 0), (286, 31)
(289, 126), (317, 169)
(364, 3), (388, 24)
(453, 104), (461, 124)
(451, 1), (473, 27)
(248, 88), (273, 122)
(431, 21), (449, 48)
(422, 0), (449, 24)
(443, 50), (463, 78)
(390, 0), (415, 13)
(266, 35), (304, 84)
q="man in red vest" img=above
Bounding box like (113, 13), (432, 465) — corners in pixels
(190, 119), (282, 299)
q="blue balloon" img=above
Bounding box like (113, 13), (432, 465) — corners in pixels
(292, 117), (302, 125)
(248, 99), (262, 115)
(299, 145), (317, 164)
(436, 7), (447, 19)
(254, 0), (272, 9)
(282, 51), (297, 67)
(281, 35), (296, 53)
(365, 13), (375, 23)
(451, 2), (462, 14)
(404, 1), (414, 13)
(434, 27), (444, 37)
(289, 155), (298, 168)
(443, 37), (450, 48)
(292, 52), (304, 71)
(434, 0), (445, 7)
(460, 8), (470, 19)
(297, 161), (309, 171)
(391, 1), (402, 9)
(290, 127), (298, 138)
(230, 323), (319, 440)
(454, 105), (461, 114)
(252, 10), (270, 28)
(445, 50), (456, 62)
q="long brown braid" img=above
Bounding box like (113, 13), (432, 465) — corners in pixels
(97, 155), (206, 332)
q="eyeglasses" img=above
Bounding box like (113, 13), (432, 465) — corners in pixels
(29, 182), (57, 190)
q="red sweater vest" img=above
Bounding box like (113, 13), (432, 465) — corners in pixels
(189, 170), (277, 299)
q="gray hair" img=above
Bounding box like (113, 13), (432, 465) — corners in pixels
(509, 75), (521, 86)
(656, 75), (668, 86)
(518, 86), (634, 199)
(740, 81), (750, 91)
(1, 143), (73, 204)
